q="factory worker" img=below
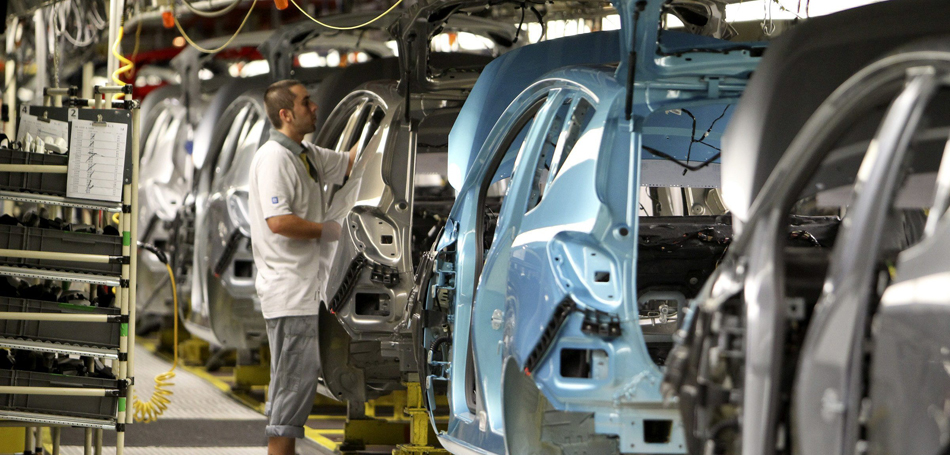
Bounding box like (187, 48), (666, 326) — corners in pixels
(247, 79), (356, 455)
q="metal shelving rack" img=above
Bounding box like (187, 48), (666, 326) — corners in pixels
(0, 86), (140, 455)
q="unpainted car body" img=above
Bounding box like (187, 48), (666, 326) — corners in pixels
(171, 20), (406, 350)
(661, 2), (950, 455)
(175, 12), (515, 355)
(137, 84), (188, 321)
(310, 45), (511, 404)
(411, 0), (763, 453)
(179, 64), (385, 350)
(137, 32), (274, 328)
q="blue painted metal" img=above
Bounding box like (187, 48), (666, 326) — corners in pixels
(422, 1), (765, 453)
(447, 31), (622, 190)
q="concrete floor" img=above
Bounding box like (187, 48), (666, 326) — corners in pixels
(44, 346), (391, 455)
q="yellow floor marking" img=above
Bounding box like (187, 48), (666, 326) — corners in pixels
(304, 426), (340, 450)
(307, 414), (348, 420)
(137, 340), (339, 449)
(42, 427), (52, 454)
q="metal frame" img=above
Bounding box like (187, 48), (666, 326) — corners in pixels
(0, 338), (120, 359)
(794, 56), (950, 455)
(0, 86), (140, 455)
(408, 1), (762, 453)
(661, 43), (950, 455)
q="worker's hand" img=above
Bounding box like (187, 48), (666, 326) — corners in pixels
(320, 221), (342, 242)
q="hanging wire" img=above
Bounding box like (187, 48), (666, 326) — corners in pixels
(529, 6), (545, 41)
(512, 4), (526, 43)
(48, 0), (106, 48)
(643, 146), (721, 173)
(289, 0), (404, 31)
(642, 105), (732, 174)
(112, 17), (142, 99)
(131, 15), (142, 66)
(88, 0), (108, 29)
(762, 0), (775, 36)
(53, 37), (60, 88)
(679, 105), (731, 175)
(45, 1), (105, 87)
(173, 0), (258, 54)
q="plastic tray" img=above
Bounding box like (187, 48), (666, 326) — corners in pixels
(0, 369), (119, 420)
(0, 224), (123, 275)
(0, 297), (120, 348)
(0, 148), (69, 197)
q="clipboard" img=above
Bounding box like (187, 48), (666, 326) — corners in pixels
(70, 108), (134, 183)
(16, 106), (71, 151)
(65, 109), (134, 202)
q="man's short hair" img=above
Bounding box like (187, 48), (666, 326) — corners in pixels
(264, 79), (303, 128)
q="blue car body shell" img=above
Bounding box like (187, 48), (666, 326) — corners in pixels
(426, 1), (763, 453)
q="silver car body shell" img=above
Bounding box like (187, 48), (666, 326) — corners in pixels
(869, 150), (950, 455)
(719, 0), (950, 233)
(665, 4), (950, 451)
(136, 31), (275, 321)
(137, 85), (190, 316)
(183, 70), (339, 349)
(179, 7), (512, 351)
(175, 26), (405, 349)
(313, 53), (496, 402)
(793, 54), (949, 455)
(303, 3), (514, 402)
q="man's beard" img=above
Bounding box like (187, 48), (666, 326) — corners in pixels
(296, 116), (316, 135)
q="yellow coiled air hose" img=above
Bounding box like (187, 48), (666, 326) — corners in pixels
(110, 25), (135, 101)
(132, 240), (180, 423)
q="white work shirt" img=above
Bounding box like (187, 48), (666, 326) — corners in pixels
(248, 129), (349, 319)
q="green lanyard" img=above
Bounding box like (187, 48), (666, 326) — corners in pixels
(299, 152), (319, 182)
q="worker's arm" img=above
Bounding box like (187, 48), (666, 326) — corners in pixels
(310, 143), (354, 184)
(266, 214), (341, 241)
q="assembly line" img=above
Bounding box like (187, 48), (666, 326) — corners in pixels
(1, 0), (949, 454)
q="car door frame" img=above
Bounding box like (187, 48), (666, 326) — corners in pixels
(729, 53), (950, 455)
(430, 80), (585, 451)
(795, 56), (950, 455)
(466, 86), (575, 435)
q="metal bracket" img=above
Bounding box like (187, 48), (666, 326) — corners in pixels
(110, 256), (131, 265)
(524, 297), (577, 374)
(370, 261), (400, 288)
(393, 382), (450, 455)
(581, 308), (622, 338)
(329, 255), (366, 313)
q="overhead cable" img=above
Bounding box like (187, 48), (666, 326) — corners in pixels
(680, 104), (730, 175)
(173, 0), (258, 54)
(48, 0), (107, 48)
(643, 145), (720, 173)
(290, 0), (404, 31)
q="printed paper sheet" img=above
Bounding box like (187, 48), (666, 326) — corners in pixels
(66, 118), (128, 202)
